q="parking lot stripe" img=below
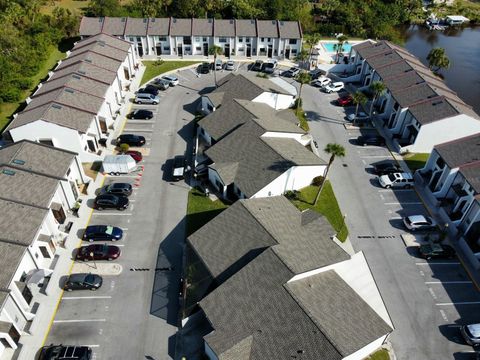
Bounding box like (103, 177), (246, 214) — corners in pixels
(384, 202), (422, 205)
(425, 281), (472, 284)
(83, 345), (100, 348)
(360, 155), (392, 158)
(62, 296), (112, 300)
(436, 301), (480, 306)
(122, 129), (154, 133)
(53, 319), (107, 323)
(416, 262), (460, 265)
(92, 213), (133, 216)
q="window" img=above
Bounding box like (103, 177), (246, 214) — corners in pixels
(196, 46), (201, 51)
(267, 38), (271, 42)
(289, 39), (297, 45)
(203, 37), (207, 42)
(129, 37), (134, 42)
(291, 49), (297, 54)
(219, 37), (227, 43)
(246, 38), (250, 43)
(261, 37), (265, 42)
(164, 46), (170, 51)
(136, 37), (141, 42)
(159, 37), (167, 41)
(183, 36), (192, 45)
(239, 37), (243, 43)
(195, 37), (200, 42)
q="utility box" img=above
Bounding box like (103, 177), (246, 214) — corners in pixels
(102, 155), (138, 175)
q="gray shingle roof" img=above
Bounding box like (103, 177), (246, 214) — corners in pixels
(58, 50), (122, 73)
(278, 20), (302, 38)
(35, 73), (109, 99)
(459, 164), (480, 194)
(256, 20), (278, 38)
(201, 249), (343, 360)
(390, 83), (438, 108)
(0, 140), (76, 178)
(435, 133), (480, 168)
(101, 17), (127, 36)
(79, 16), (104, 36)
(170, 18), (192, 36)
(147, 17), (170, 35)
(407, 97), (460, 125)
(51, 61), (117, 85)
(125, 17), (148, 36)
(235, 19), (257, 37)
(192, 18), (213, 36)
(0, 199), (48, 246)
(205, 121), (325, 197)
(0, 242), (26, 289)
(70, 41), (127, 62)
(285, 270), (393, 356)
(75, 33), (132, 52)
(214, 19), (235, 37)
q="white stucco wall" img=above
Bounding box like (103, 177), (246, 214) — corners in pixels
(252, 165), (326, 198)
(261, 132), (308, 145)
(253, 92), (294, 110)
(403, 114), (480, 153)
(342, 337), (387, 360)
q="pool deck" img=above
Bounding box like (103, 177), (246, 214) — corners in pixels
(315, 40), (366, 64)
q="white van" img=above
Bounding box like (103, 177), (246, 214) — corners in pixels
(378, 172), (414, 189)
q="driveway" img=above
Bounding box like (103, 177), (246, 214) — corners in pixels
(301, 81), (479, 359)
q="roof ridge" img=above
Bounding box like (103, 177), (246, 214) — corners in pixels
(459, 159), (480, 170)
(240, 199), (281, 246)
(33, 83), (106, 101)
(0, 163), (67, 181)
(75, 36), (129, 55)
(49, 71), (111, 86)
(0, 195), (50, 211)
(59, 57), (117, 75)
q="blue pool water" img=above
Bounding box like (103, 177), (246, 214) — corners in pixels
(322, 42), (352, 53)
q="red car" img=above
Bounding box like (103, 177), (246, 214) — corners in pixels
(337, 95), (353, 106)
(124, 150), (143, 162)
(76, 244), (121, 261)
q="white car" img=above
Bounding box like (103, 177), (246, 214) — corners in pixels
(161, 75), (179, 86)
(282, 67), (300, 77)
(311, 76), (331, 88)
(214, 59), (223, 70)
(225, 60), (235, 71)
(402, 215), (437, 231)
(378, 172), (414, 189)
(323, 82), (345, 93)
(346, 111), (369, 122)
(461, 323), (480, 345)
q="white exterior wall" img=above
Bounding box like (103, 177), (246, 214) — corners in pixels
(149, 35), (172, 56)
(342, 337), (387, 360)
(1, 296), (28, 338)
(252, 92), (294, 110)
(403, 114), (480, 153)
(9, 120), (101, 163)
(252, 165), (326, 198)
(261, 132), (309, 145)
(208, 168), (226, 197)
(50, 181), (76, 211)
(213, 37), (234, 57)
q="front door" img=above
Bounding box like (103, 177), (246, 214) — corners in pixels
(87, 140), (96, 152)
(8, 324), (20, 345)
(267, 45), (273, 58)
(203, 43), (208, 56)
(224, 44), (230, 58)
(99, 118), (107, 133)
(246, 44), (251, 57)
(40, 246), (51, 259)
(137, 44), (143, 57)
(178, 44), (183, 57)
(285, 48), (290, 59)
(52, 206), (66, 224)
(123, 67), (130, 80)
(156, 44), (162, 56)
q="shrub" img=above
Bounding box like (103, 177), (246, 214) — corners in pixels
(154, 59), (164, 66)
(311, 176), (324, 186)
(256, 73), (268, 79)
(17, 78), (33, 90)
(284, 190), (298, 200)
(0, 88), (22, 102)
(119, 143), (130, 152)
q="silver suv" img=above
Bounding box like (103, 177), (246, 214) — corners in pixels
(134, 93), (160, 105)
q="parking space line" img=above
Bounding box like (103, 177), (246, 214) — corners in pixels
(114, 244), (125, 247)
(416, 262), (460, 265)
(122, 228), (128, 231)
(105, 175), (138, 178)
(122, 129), (154, 132)
(360, 155), (392, 158)
(426, 281), (472, 284)
(437, 301), (480, 306)
(53, 319), (107, 323)
(439, 309), (449, 322)
(83, 345), (100, 348)
(62, 296), (112, 300)
(126, 120), (155, 124)
(92, 213), (133, 216)
(362, 159), (366, 164)
(390, 216), (402, 220)
(385, 202), (422, 205)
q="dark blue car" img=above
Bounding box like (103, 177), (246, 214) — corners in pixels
(83, 225), (123, 242)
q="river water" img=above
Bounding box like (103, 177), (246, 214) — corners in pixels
(399, 25), (480, 113)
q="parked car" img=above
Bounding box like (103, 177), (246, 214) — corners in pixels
(172, 155), (186, 181)
(378, 172), (414, 189)
(261, 60), (277, 74)
(83, 225), (123, 242)
(94, 194), (129, 210)
(161, 75), (179, 86)
(104, 182), (132, 196)
(323, 81), (345, 93)
(403, 215), (437, 231)
(337, 94), (353, 106)
(151, 78), (169, 90)
(461, 324), (480, 345)
(309, 68), (326, 80)
(418, 243), (455, 260)
(311, 76), (331, 88)
(117, 134), (146, 146)
(63, 273), (103, 292)
(124, 150), (143, 162)
(39, 345), (93, 360)
(199, 62), (210, 74)
(372, 161), (402, 175)
(225, 60), (235, 71)
(251, 60), (263, 72)
(137, 85), (159, 96)
(346, 111), (369, 122)
(76, 244), (121, 261)
(126, 109), (153, 120)
(356, 135), (386, 146)
(134, 93), (160, 105)
(282, 67), (300, 77)
(214, 59), (223, 70)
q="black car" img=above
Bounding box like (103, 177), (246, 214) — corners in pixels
(137, 85), (159, 96)
(39, 345), (92, 360)
(199, 62), (210, 74)
(94, 194), (129, 210)
(251, 60), (263, 72)
(126, 109), (153, 119)
(117, 134), (146, 146)
(151, 78), (170, 90)
(419, 243), (456, 260)
(104, 182), (132, 196)
(373, 161), (402, 175)
(172, 155), (186, 181)
(83, 225), (123, 242)
(64, 273), (103, 292)
(356, 135), (386, 146)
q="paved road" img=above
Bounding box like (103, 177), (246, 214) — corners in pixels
(301, 83), (479, 360)
(46, 67), (228, 359)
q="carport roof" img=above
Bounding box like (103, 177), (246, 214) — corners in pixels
(0, 242), (26, 289)
(435, 133), (480, 168)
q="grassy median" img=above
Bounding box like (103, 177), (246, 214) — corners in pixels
(185, 188), (228, 236)
(141, 60), (200, 85)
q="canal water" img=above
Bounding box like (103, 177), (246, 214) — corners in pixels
(399, 25), (480, 113)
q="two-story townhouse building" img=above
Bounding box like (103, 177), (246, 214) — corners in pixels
(344, 40), (480, 153)
(147, 17), (171, 56)
(213, 19), (235, 57)
(192, 19), (214, 57)
(124, 17), (149, 57)
(234, 19), (258, 57)
(170, 18), (193, 57)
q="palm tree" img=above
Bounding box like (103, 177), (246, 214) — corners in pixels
(352, 91), (367, 125)
(333, 35), (348, 64)
(314, 143), (346, 206)
(295, 49), (309, 69)
(368, 81), (386, 117)
(295, 71), (312, 116)
(305, 33), (321, 66)
(208, 45), (223, 87)
(427, 47), (450, 73)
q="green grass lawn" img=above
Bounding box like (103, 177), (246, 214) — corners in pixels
(141, 60), (200, 86)
(0, 45), (67, 132)
(294, 107), (310, 131)
(186, 188), (228, 236)
(290, 181), (348, 242)
(365, 348), (390, 360)
(403, 153), (430, 172)
(40, 0), (90, 14)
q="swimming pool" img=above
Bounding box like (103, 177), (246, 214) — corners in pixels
(322, 42), (352, 54)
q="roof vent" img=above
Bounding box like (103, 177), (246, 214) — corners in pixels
(85, 59), (92, 63)
(121, 17), (126, 22)
(72, 74), (81, 80)
(151, 18), (155, 22)
(78, 70), (86, 75)
(432, 100), (443, 106)
(173, 18), (177, 23)
(12, 159), (25, 165)
(98, 41), (105, 47)
(52, 104), (62, 109)
(230, 19), (234, 24)
(427, 94), (435, 99)
(143, 18), (147, 23)
(2, 169), (15, 176)
(65, 88), (74, 93)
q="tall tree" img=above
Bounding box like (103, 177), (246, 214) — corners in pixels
(368, 81), (386, 116)
(208, 45), (223, 88)
(294, 49), (309, 69)
(295, 71), (312, 116)
(314, 143), (346, 206)
(352, 91), (367, 125)
(305, 33), (321, 65)
(427, 47), (450, 73)
(86, 0), (122, 17)
(333, 35), (348, 64)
